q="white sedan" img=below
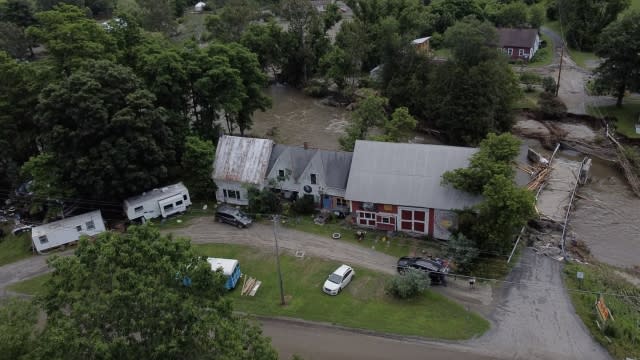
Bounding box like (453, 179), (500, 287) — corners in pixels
(322, 264), (355, 295)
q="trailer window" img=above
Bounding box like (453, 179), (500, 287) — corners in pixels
(163, 204), (174, 211)
(183, 194), (188, 201)
(76, 225), (82, 232)
(134, 206), (143, 213)
(86, 220), (95, 230)
(176, 200), (183, 206)
(39, 235), (48, 244)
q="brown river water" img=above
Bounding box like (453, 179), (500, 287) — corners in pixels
(251, 85), (639, 269)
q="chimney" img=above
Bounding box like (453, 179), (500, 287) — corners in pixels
(303, 142), (308, 150)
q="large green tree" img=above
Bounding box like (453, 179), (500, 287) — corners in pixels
(182, 135), (217, 200)
(594, 10), (640, 107)
(27, 4), (115, 73)
(0, 298), (39, 360)
(241, 21), (286, 76)
(34, 60), (177, 201)
(339, 91), (388, 150)
(205, 0), (258, 43)
(557, 0), (630, 51)
(31, 226), (278, 359)
(426, 18), (520, 145)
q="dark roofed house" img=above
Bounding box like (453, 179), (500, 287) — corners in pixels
(344, 140), (482, 240)
(266, 143), (353, 212)
(497, 28), (540, 61)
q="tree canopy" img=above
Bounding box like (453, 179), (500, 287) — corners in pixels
(27, 226), (278, 359)
(558, 0), (630, 51)
(594, 10), (640, 107)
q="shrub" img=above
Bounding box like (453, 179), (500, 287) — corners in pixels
(247, 187), (282, 215)
(290, 195), (316, 215)
(385, 269), (430, 299)
(519, 72), (542, 92)
(542, 76), (556, 93)
(537, 92), (567, 119)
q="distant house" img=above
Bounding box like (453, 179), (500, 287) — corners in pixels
(194, 1), (206, 12)
(212, 135), (274, 206)
(265, 143), (353, 211)
(31, 210), (106, 254)
(497, 28), (540, 61)
(344, 141), (482, 240)
(123, 182), (191, 222)
(411, 36), (431, 53)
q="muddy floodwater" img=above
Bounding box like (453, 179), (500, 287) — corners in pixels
(522, 137), (640, 268)
(251, 85), (441, 150)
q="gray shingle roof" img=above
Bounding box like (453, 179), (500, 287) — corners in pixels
(318, 150), (353, 189)
(212, 136), (273, 184)
(345, 141), (482, 210)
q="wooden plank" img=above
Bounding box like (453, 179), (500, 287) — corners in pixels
(249, 281), (261, 296)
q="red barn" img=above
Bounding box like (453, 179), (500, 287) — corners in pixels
(497, 28), (540, 61)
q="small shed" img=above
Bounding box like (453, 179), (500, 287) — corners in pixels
(31, 210), (106, 254)
(212, 135), (274, 205)
(411, 36), (431, 53)
(194, 2), (206, 12)
(123, 182), (191, 221)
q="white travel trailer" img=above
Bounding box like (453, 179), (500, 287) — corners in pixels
(31, 210), (106, 254)
(123, 182), (192, 221)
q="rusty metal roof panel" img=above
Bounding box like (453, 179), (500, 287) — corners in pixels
(212, 135), (274, 185)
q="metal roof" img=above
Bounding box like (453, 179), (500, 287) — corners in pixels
(412, 36), (431, 44)
(212, 135), (274, 185)
(123, 182), (188, 207)
(345, 141), (482, 210)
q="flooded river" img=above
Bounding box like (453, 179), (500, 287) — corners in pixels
(522, 139), (640, 268)
(251, 85), (441, 150)
(254, 85), (639, 268)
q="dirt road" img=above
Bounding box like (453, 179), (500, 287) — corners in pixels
(167, 216), (397, 275)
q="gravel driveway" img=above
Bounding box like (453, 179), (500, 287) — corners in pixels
(166, 216), (397, 275)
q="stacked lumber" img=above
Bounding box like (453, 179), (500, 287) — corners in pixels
(527, 166), (552, 191)
(240, 276), (261, 296)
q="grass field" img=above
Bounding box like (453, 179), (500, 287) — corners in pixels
(589, 101), (640, 139)
(528, 33), (553, 67)
(543, 20), (599, 69)
(0, 226), (33, 267)
(563, 262), (640, 360)
(9, 243), (489, 339)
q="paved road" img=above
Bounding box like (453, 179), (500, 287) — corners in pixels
(168, 217), (398, 275)
(261, 318), (503, 360)
(471, 249), (610, 360)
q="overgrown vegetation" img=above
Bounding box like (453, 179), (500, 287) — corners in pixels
(0, 228), (32, 266)
(386, 268), (430, 299)
(563, 262), (640, 359)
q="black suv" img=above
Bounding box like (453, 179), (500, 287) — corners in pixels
(397, 257), (450, 285)
(215, 206), (252, 228)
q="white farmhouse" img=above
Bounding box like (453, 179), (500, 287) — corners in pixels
(194, 1), (206, 12)
(212, 135), (274, 206)
(31, 210), (106, 254)
(123, 182), (191, 221)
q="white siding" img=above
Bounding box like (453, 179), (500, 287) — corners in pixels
(298, 153), (326, 201)
(123, 183), (191, 221)
(31, 210), (106, 254)
(216, 180), (253, 206)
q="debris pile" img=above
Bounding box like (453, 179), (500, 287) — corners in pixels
(241, 276), (261, 296)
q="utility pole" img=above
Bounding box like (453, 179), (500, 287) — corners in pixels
(273, 215), (286, 305)
(555, 43), (564, 97)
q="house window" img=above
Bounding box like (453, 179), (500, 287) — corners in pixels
(86, 220), (95, 230)
(134, 205), (143, 213)
(507, 48), (513, 55)
(225, 189), (240, 200)
(38, 235), (48, 244)
(358, 211), (376, 227)
(278, 169), (285, 180)
(518, 49), (524, 57)
(381, 217), (390, 224)
(336, 198), (347, 206)
(310, 174), (317, 185)
(176, 200), (183, 206)
(76, 225), (82, 232)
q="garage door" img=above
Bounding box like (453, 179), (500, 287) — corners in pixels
(399, 208), (427, 233)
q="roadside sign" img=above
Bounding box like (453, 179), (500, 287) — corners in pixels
(577, 272), (584, 280)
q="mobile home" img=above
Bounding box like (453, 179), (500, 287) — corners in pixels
(207, 257), (242, 290)
(123, 182), (191, 221)
(31, 210), (106, 254)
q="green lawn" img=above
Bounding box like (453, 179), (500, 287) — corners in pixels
(563, 262), (640, 359)
(589, 101), (640, 139)
(197, 243), (489, 339)
(0, 226), (33, 266)
(631, 0), (640, 11)
(528, 33), (554, 67)
(7, 273), (50, 295)
(512, 90), (540, 110)
(282, 216), (442, 259)
(151, 202), (215, 229)
(9, 244), (490, 339)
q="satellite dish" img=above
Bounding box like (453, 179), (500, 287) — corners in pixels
(303, 185), (312, 193)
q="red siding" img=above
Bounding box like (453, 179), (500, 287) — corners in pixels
(502, 46), (531, 60)
(428, 209), (435, 237)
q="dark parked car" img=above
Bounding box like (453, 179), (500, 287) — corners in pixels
(215, 206), (252, 228)
(397, 256), (450, 285)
